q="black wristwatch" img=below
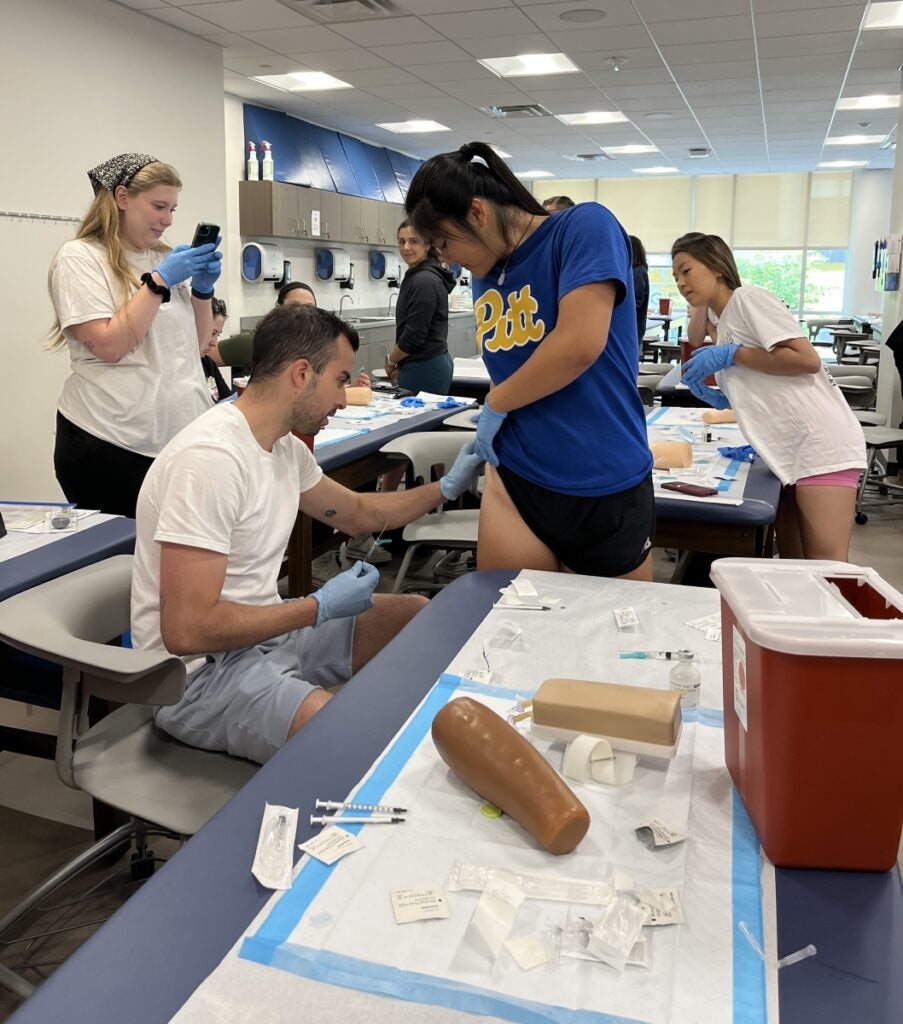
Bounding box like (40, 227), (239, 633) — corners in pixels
(141, 272), (171, 303)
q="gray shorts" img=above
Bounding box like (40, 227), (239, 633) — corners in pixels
(154, 616), (355, 764)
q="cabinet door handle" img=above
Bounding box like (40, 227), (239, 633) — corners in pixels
(299, 217), (308, 237)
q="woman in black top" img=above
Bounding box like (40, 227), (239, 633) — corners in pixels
(200, 297), (232, 401)
(629, 235), (649, 354)
(385, 220), (455, 394)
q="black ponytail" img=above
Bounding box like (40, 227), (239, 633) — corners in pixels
(406, 141), (548, 246)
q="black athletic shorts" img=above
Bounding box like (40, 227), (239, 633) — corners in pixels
(496, 465), (655, 577)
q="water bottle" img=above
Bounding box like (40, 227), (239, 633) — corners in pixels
(669, 650), (700, 710)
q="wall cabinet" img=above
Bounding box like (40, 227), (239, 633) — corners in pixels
(240, 181), (406, 248)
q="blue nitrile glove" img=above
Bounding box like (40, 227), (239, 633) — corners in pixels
(440, 439), (485, 500)
(399, 396), (425, 408)
(474, 398), (507, 467)
(190, 248), (224, 298)
(687, 377), (731, 410)
(313, 560), (379, 626)
(681, 343), (740, 387)
(154, 242), (220, 288)
(718, 444), (757, 463)
(470, 413), (480, 424)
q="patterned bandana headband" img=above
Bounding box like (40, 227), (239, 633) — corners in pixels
(87, 153), (159, 195)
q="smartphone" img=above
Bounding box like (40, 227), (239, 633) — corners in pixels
(191, 222), (220, 248)
(661, 481), (719, 497)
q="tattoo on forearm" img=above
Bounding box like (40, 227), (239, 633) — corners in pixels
(324, 508), (337, 519)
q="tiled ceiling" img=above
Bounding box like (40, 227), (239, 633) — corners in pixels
(118, 0), (903, 178)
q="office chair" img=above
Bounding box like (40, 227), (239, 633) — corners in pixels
(0, 556), (257, 1000)
(379, 432), (481, 593)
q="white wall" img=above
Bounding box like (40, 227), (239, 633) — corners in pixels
(222, 94), (411, 325)
(845, 169), (893, 316)
(1, 0), (227, 500)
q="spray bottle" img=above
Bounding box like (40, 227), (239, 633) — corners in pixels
(261, 140), (274, 181)
(246, 141), (259, 181)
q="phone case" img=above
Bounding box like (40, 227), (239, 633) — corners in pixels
(661, 481), (719, 497)
(192, 223), (220, 247)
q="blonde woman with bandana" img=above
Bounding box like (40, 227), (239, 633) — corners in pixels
(48, 153), (223, 517)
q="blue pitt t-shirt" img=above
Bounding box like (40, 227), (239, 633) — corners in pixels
(474, 203), (652, 496)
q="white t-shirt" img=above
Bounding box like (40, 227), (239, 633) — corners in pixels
(131, 403), (323, 663)
(709, 286), (866, 485)
(51, 238), (212, 457)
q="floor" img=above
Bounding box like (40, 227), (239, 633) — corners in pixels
(1, 493), (901, 1019)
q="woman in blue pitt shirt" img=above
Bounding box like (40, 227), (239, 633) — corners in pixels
(405, 142), (654, 580)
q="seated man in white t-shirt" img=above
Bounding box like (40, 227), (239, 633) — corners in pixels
(131, 303), (482, 764)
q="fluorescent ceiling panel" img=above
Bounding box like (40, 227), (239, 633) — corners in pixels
(478, 53), (580, 78)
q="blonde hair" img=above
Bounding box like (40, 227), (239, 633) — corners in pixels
(47, 161), (182, 349)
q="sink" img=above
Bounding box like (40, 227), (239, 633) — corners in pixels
(346, 316), (393, 324)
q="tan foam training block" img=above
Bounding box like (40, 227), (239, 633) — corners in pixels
(650, 440), (693, 470)
(432, 697), (590, 855)
(344, 386), (372, 406)
(533, 679), (681, 748)
(701, 408), (736, 424)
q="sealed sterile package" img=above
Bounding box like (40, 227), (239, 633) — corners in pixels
(251, 803), (298, 890)
(586, 896), (650, 972)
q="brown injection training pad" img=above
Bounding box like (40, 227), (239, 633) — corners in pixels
(533, 679), (681, 748)
(650, 440), (693, 470)
(432, 697), (590, 855)
(701, 408), (736, 424)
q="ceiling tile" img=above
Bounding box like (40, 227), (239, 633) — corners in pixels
(224, 55), (312, 75)
(242, 26), (357, 52)
(422, 7), (541, 37)
(516, 0), (641, 32)
(403, 0), (514, 11)
(660, 40), (755, 66)
(331, 17), (444, 46)
(368, 40), (472, 64)
(182, 0), (313, 32)
(203, 32), (275, 57)
(298, 50), (393, 72)
(145, 7), (224, 34)
(754, 5), (865, 37)
(545, 25), (653, 52)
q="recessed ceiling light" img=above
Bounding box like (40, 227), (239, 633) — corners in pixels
(825, 134), (886, 145)
(252, 71), (352, 92)
(556, 110), (629, 125)
(818, 160), (869, 168)
(559, 8), (607, 23)
(478, 53), (580, 78)
(644, 111), (674, 121)
(633, 166), (679, 174)
(604, 144), (658, 155)
(837, 94), (900, 110)
(863, 1), (903, 30)
(515, 169), (554, 178)
(375, 120), (450, 134)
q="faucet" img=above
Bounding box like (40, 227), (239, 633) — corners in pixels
(387, 292), (398, 317)
(339, 294), (355, 318)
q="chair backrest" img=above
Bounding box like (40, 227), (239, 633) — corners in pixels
(379, 431), (471, 486)
(830, 363), (877, 382)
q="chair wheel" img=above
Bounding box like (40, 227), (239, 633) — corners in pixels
(129, 850), (156, 881)
(855, 513), (868, 525)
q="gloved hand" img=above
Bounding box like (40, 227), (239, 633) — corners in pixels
(312, 560), (379, 626)
(687, 377), (731, 410)
(474, 398), (507, 467)
(154, 242), (220, 288)
(681, 342), (740, 386)
(440, 439), (485, 500)
(190, 247), (224, 298)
